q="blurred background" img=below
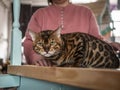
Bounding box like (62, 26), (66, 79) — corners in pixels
(0, 0), (120, 63)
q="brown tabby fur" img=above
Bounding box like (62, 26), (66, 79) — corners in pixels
(29, 28), (119, 68)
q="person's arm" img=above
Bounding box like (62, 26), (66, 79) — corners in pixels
(23, 10), (51, 66)
(88, 9), (102, 38)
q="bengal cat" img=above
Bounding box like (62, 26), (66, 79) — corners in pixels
(29, 27), (119, 68)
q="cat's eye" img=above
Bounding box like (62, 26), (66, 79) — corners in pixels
(37, 42), (43, 46)
(50, 41), (56, 45)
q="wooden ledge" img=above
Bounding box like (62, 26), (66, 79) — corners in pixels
(8, 65), (120, 90)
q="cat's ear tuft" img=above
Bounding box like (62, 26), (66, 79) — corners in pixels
(28, 30), (36, 41)
(54, 26), (62, 38)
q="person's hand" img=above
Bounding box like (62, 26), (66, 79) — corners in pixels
(32, 53), (52, 66)
(34, 59), (52, 66)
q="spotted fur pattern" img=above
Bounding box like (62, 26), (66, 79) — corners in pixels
(30, 28), (119, 68)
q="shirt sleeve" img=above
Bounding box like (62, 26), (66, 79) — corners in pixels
(23, 31), (44, 64)
(23, 10), (43, 64)
(27, 10), (42, 32)
(88, 9), (102, 39)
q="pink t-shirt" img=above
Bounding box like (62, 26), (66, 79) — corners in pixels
(23, 4), (101, 64)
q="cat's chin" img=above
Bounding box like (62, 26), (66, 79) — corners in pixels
(41, 51), (60, 57)
(43, 54), (53, 57)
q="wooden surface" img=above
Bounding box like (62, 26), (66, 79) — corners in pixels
(8, 65), (120, 90)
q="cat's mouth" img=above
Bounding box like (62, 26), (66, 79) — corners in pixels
(44, 54), (52, 57)
(41, 51), (55, 57)
(41, 50), (60, 57)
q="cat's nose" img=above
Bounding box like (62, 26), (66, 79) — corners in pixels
(44, 46), (49, 53)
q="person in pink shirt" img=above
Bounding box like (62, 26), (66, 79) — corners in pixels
(23, 0), (120, 66)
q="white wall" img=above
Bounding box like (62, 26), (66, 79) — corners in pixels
(21, 0), (48, 6)
(0, 0), (11, 63)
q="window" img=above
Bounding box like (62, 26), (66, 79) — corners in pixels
(110, 10), (120, 42)
(71, 0), (97, 3)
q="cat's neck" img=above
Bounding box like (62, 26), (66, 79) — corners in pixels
(45, 37), (66, 66)
(45, 51), (63, 65)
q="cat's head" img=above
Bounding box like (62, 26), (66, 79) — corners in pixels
(29, 27), (63, 57)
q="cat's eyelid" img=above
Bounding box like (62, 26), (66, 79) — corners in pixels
(37, 42), (43, 45)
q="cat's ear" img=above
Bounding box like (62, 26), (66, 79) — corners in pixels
(28, 30), (36, 41)
(53, 26), (62, 38)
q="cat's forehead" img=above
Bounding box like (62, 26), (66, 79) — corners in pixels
(39, 30), (53, 38)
